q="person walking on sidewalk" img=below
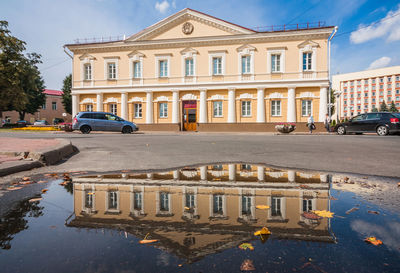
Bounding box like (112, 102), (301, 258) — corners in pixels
(324, 114), (331, 133)
(307, 114), (315, 134)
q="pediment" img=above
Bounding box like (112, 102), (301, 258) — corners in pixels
(126, 8), (255, 42)
(297, 40), (320, 49)
(180, 47), (199, 56)
(236, 44), (256, 53)
(127, 50), (145, 59)
(78, 53), (96, 61)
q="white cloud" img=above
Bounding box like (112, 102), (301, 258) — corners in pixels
(350, 4), (400, 44)
(155, 1), (170, 14)
(368, 56), (391, 70)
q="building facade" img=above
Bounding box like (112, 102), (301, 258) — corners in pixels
(2, 89), (71, 124)
(332, 66), (400, 119)
(65, 8), (335, 131)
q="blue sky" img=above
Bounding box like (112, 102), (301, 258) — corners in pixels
(1, 0), (399, 89)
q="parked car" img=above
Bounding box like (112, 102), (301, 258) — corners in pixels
(33, 120), (49, 125)
(17, 120), (29, 127)
(335, 112), (400, 136)
(72, 112), (138, 134)
(53, 118), (64, 125)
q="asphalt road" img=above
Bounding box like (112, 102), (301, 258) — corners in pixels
(1, 131), (400, 178)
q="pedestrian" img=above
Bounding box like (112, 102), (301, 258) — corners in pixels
(307, 114), (315, 134)
(324, 114), (331, 133)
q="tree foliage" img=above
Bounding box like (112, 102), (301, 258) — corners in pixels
(371, 106), (378, 112)
(61, 74), (72, 115)
(379, 101), (388, 112)
(389, 101), (399, 113)
(329, 88), (336, 117)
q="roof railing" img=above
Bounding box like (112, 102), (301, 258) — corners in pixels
(73, 35), (126, 44)
(252, 21), (326, 32)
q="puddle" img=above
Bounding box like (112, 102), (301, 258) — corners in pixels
(1, 164), (400, 272)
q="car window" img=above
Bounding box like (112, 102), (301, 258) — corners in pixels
(80, 113), (92, 119)
(393, 113), (400, 118)
(93, 113), (106, 120)
(105, 114), (118, 121)
(366, 113), (380, 120)
(352, 114), (366, 121)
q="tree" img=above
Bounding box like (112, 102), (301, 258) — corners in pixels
(389, 101), (399, 113)
(61, 74), (72, 115)
(15, 53), (46, 120)
(0, 21), (27, 117)
(379, 100), (388, 112)
(371, 106), (378, 112)
(328, 88), (336, 117)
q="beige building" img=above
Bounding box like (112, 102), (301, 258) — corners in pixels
(69, 164), (333, 262)
(332, 66), (400, 119)
(65, 8), (336, 131)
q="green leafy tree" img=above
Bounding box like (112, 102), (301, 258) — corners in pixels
(371, 106), (378, 112)
(0, 21), (27, 117)
(61, 74), (72, 115)
(379, 101), (388, 112)
(15, 53), (46, 120)
(328, 88), (336, 117)
(389, 101), (399, 112)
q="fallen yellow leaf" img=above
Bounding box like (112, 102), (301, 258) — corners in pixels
(313, 210), (334, 218)
(254, 227), (271, 236)
(238, 243), (254, 250)
(87, 192), (94, 195)
(184, 206), (190, 210)
(7, 186), (22, 191)
(256, 205), (270, 210)
(139, 239), (158, 244)
(29, 198), (42, 202)
(365, 236), (382, 246)
(41, 189), (49, 193)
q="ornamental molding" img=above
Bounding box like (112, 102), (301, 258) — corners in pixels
(180, 47), (198, 57)
(237, 93), (254, 99)
(181, 170), (198, 178)
(268, 92), (284, 99)
(210, 170), (226, 177)
(298, 91), (316, 98)
(181, 93), (197, 100)
(105, 97), (118, 103)
(297, 39), (320, 49)
(298, 172), (314, 179)
(128, 97), (144, 102)
(154, 95), (169, 102)
(208, 94), (225, 100)
(266, 172), (284, 178)
(80, 98), (95, 104)
(182, 22), (194, 35)
(127, 50), (145, 59)
(79, 53), (96, 61)
(236, 44), (256, 54)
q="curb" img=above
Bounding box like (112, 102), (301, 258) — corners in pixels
(0, 161), (43, 177)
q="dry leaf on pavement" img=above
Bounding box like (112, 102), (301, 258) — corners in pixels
(240, 259), (255, 271)
(238, 243), (254, 250)
(256, 205), (270, 210)
(254, 227), (271, 236)
(313, 210), (334, 218)
(365, 237), (383, 246)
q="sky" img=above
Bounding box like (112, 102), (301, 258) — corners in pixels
(1, 0), (400, 90)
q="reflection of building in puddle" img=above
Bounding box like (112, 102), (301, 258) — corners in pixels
(68, 164), (333, 262)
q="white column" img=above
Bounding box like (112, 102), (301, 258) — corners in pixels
(96, 93), (103, 112)
(72, 94), (79, 117)
(173, 170), (180, 180)
(146, 92), (153, 124)
(200, 166), (207, 180)
(199, 89), (207, 123)
(228, 88), (236, 123)
(121, 92), (127, 120)
(256, 88), (265, 123)
(288, 170), (295, 183)
(287, 87), (296, 122)
(228, 164), (236, 181)
(320, 174), (328, 183)
(172, 90), (179, 124)
(257, 166), (265, 181)
(319, 86), (328, 122)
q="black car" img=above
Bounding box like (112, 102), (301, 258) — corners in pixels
(335, 112), (400, 136)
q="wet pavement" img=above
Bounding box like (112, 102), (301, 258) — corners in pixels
(0, 164), (400, 272)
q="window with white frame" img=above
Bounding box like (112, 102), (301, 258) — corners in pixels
(133, 192), (142, 210)
(159, 60), (168, 77)
(86, 104), (93, 112)
(388, 77), (392, 82)
(213, 57), (222, 75)
(84, 64), (92, 80)
(109, 104), (117, 115)
(52, 101), (57, 110)
(271, 54), (281, 72)
(159, 192), (169, 211)
(271, 197), (282, 216)
(303, 52), (312, 71)
(133, 61), (141, 78)
(213, 101), (223, 117)
(185, 193), (195, 209)
(185, 58), (194, 76)
(134, 103), (142, 118)
(85, 190), (94, 209)
(108, 191), (118, 210)
(242, 196), (252, 215)
(372, 79), (376, 84)
(107, 62), (116, 79)
(213, 195), (224, 214)
(302, 100), (312, 116)
(271, 100), (281, 116)
(241, 55), (251, 74)
(241, 101), (251, 117)
(159, 103), (168, 118)
(302, 199), (313, 212)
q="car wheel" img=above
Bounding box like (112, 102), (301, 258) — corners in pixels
(337, 126), (346, 135)
(122, 126), (132, 134)
(376, 125), (388, 136)
(80, 125), (91, 134)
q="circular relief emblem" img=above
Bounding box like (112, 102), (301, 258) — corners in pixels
(182, 22), (194, 35)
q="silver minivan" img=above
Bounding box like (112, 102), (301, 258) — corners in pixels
(72, 112), (138, 134)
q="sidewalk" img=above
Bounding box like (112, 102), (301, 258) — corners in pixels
(0, 137), (75, 177)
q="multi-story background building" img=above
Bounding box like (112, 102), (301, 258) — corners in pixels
(332, 66), (400, 119)
(65, 8), (336, 131)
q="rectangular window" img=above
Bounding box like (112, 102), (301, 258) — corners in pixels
(159, 60), (168, 77)
(388, 77), (391, 82)
(108, 191), (118, 210)
(108, 63), (116, 79)
(213, 101), (223, 117)
(241, 55), (251, 74)
(302, 199), (312, 212)
(365, 80), (368, 84)
(242, 196), (252, 215)
(185, 58), (194, 76)
(52, 102), (57, 110)
(133, 61), (141, 78)
(357, 80), (361, 85)
(84, 64), (92, 80)
(380, 78), (384, 83)
(397, 83), (400, 87)
(86, 104), (93, 112)
(42, 103), (46, 110)
(109, 104), (117, 115)
(372, 79), (376, 84)
(159, 103), (168, 118)
(364, 93), (368, 97)
(302, 100), (312, 116)
(396, 76), (400, 81)
(302, 52), (312, 71)
(134, 103), (142, 118)
(380, 85), (384, 89)
(212, 57), (222, 75)
(271, 100), (281, 116)
(271, 197), (281, 217)
(134, 192), (142, 210)
(364, 98), (368, 103)
(388, 90), (392, 95)
(213, 195), (223, 214)
(241, 101), (251, 117)
(271, 54), (281, 72)
(85, 190), (93, 209)
(185, 194), (195, 209)
(160, 192), (169, 211)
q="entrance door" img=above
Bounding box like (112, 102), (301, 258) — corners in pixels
(182, 100), (197, 131)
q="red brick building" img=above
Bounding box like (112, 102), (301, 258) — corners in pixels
(2, 89), (71, 124)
